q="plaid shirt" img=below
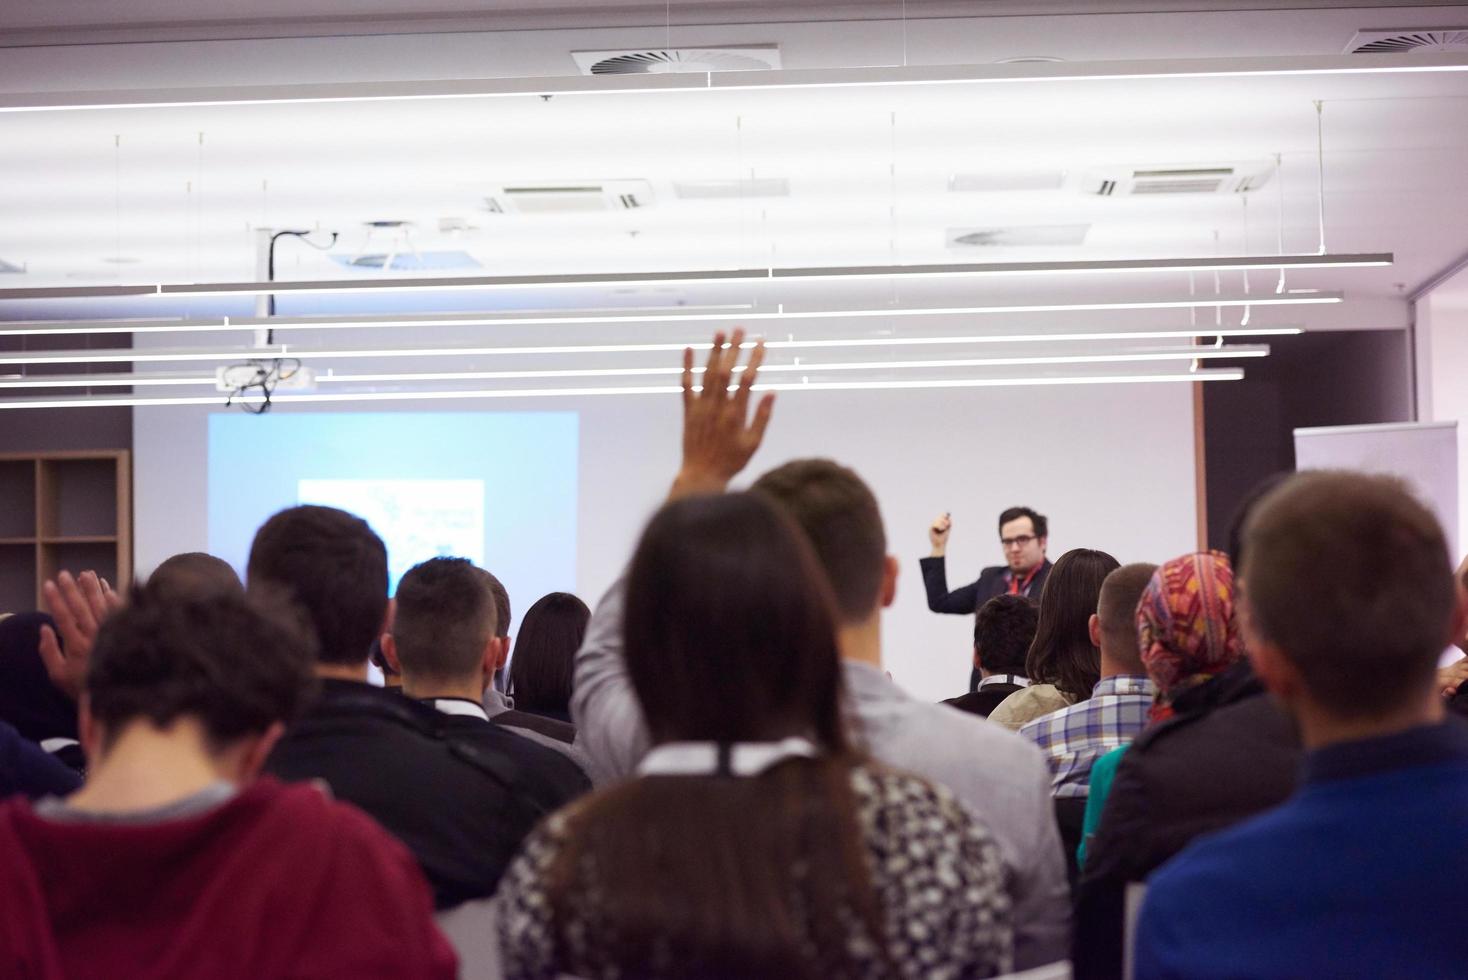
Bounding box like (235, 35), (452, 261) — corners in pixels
(1018, 675), (1156, 798)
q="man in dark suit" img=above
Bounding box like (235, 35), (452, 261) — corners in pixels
(921, 506), (1052, 691)
(943, 594), (1039, 717)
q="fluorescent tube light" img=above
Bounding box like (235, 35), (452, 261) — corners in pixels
(0, 332), (1299, 367)
(0, 260), (1377, 302)
(0, 53), (1464, 113)
(0, 369), (1244, 410)
(0, 345), (1267, 389)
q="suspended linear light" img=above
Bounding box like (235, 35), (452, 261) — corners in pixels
(0, 260), (1379, 303)
(0, 52), (1464, 113)
(0, 368), (1245, 410)
(0, 345), (1269, 389)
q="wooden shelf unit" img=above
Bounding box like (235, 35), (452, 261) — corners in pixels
(0, 451), (132, 613)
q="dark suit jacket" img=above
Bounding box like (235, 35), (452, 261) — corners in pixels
(920, 557), (1052, 615)
(1072, 663), (1300, 979)
(266, 680), (589, 908)
(942, 682), (1024, 718)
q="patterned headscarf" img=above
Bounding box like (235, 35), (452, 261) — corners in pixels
(1137, 551), (1242, 722)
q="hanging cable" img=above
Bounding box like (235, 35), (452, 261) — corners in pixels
(1313, 100), (1327, 255)
(264, 229), (339, 340)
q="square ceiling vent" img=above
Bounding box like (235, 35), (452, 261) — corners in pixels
(484, 179), (654, 214)
(1346, 29), (1468, 54)
(1075, 162), (1275, 196)
(948, 225), (1090, 248)
(572, 45), (780, 76)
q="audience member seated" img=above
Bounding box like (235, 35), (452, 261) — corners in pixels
(508, 591), (589, 725)
(573, 333), (1068, 969)
(255, 505), (572, 908)
(1135, 471), (1468, 979)
(477, 570), (604, 783)
(0, 717), (80, 800)
(990, 548), (1121, 731)
(0, 612), (85, 772)
(379, 555), (588, 790)
(1079, 552), (1239, 864)
(0, 585), (455, 978)
(1018, 560), (1153, 797)
(499, 486), (1014, 978)
(943, 594), (1039, 717)
(145, 551), (243, 600)
(1073, 499), (1302, 980)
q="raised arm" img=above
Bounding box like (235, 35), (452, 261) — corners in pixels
(572, 330), (775, 779)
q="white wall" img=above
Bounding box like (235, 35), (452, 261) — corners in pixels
(1419, 288), (1468, 558)
(136, 378), (1197, 702)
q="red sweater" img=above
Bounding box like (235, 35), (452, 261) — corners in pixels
(0, 777), (457, 979)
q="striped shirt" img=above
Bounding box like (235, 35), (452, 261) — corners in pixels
(1019, 675), (1156, 798)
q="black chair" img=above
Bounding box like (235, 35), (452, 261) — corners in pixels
(1054, 796), (1088, 893)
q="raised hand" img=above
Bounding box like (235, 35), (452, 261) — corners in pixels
(929, 513), (953, 556)
(670, 328), (776, 500)
(38, 569), (124, 700)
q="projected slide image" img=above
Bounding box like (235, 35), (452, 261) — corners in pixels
(208, 411), (577, 615)
(298, 479), (485, 588)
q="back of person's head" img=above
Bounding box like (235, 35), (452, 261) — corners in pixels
(1225, 472), (1290, 570)
(85, 585), (317, 755)
(479, 570), (512, 640)
(246, 505), (387, 667)
(750, 459), (887, 624)
(999, 505), (1049, 539)
(1027, 548), (1121, 700)
(509, 592), (589, 714)
(553, 492), (881, 977)
(390, 557), (498, 686)
(1095, 563), (1159, 674)
(974, 595), (1039, 676)
(625, 492), (849, 748)
(146, 552), (243, 602)
(1243, 470), (1456, 720)
(1137, 554), (1241, 708)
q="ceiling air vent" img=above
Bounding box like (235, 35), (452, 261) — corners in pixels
(572, 45), (780, 76)
(948, 225), (1090, 248)
(1346, 29), (1468, 54)
(483, 180), (654, 215)
(1077, 163), (1275, 197)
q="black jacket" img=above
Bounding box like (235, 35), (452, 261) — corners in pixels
(1072, 664), (1300, 979)
(266, 680), (589, 909)
(942, 682), (1025, 718)
(919, 557), (1051, 615)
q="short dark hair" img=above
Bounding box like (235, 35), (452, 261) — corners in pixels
(1026, 548), (1120, 700)
(480, 569), (511, 640)
(1096, 563), (1160, 672)
(392, 557), (497, 684)
(1243, 470), (1455, 720)
(146, 552), (243, 602)
(624, 492), (850, 749)
(973, 595), (1039, 676)
(509, 592), (590, 714)
(999, 506), (1048, 540)
(87, 586), (317, 752)
(751, 459), (887, 623)
(246, 505), (388, 667)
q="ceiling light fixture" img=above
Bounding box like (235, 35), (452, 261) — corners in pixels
(0, 258), (1383, 303)
(0, 345), (1267, 389)
(1, 53), (1464, 113)
(0, 332), (1297, 367)
(0, 368), (1245, 410)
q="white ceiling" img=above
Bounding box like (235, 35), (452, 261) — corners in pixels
(1, 4), (1467, 354)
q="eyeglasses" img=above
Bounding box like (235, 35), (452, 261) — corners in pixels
(1000, 535), (1037, 549)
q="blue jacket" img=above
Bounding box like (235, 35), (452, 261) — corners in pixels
(1136, 719), (1468, 980)
(0, 719), (81, 801)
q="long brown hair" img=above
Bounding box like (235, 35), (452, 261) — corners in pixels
(546, 493), (884, 978)
(1025, 548), (1120, 700)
